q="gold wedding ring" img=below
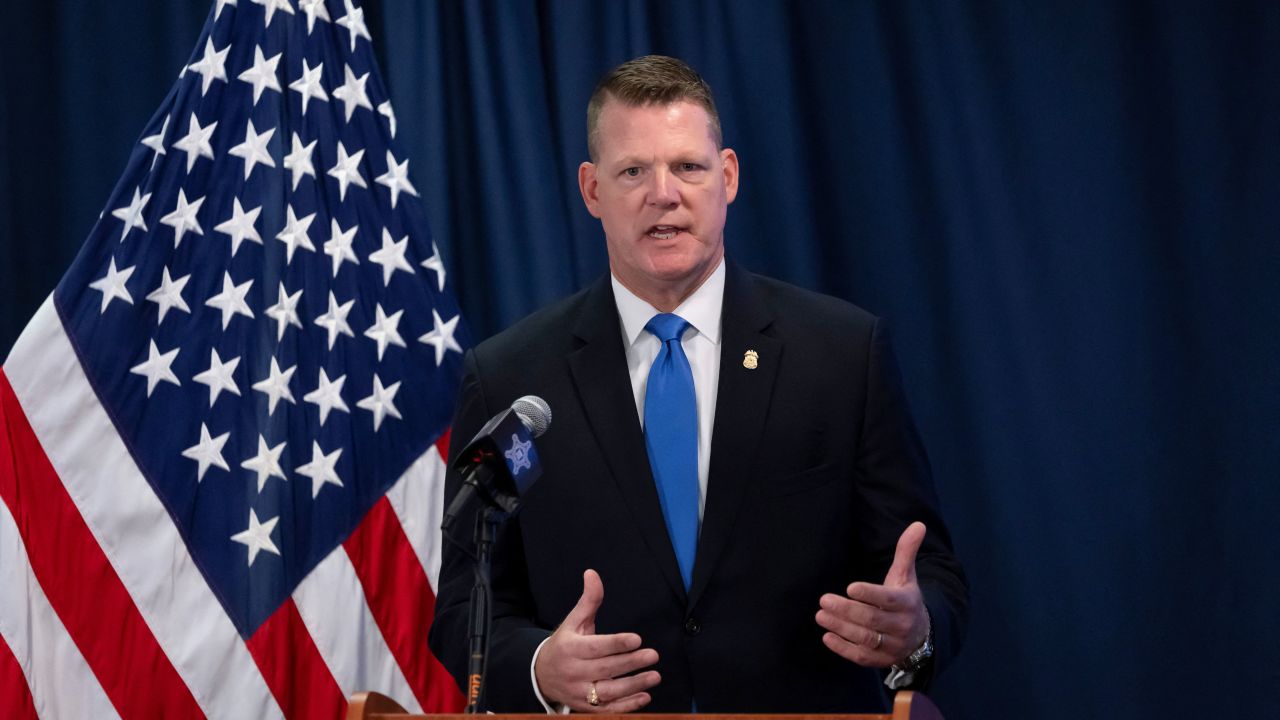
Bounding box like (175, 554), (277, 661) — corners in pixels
(873, 632), (884, 650)
(587, 681), (600, 706)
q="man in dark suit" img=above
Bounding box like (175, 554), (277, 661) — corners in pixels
(429, 55), (967, 713)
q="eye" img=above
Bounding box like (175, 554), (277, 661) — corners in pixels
(679, 162), (703, 173)
(623, 167), (641, 178)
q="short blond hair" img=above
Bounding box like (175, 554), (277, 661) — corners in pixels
(586, 55), (722, 161)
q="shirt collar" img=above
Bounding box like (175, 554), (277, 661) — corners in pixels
(611, 258), (725, 347)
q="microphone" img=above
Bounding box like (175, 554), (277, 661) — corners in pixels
(440, 395), (552, 533)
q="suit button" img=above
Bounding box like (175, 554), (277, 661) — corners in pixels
(684, 617), (701, 636)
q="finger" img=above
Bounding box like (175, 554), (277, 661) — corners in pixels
(594, 670), (662, 706)
(884, 522), (926, 588)
(573, 631), (644, 660)
(815, 608), (883, 649)
(816, 609), (910, 660)
(818, 593), (890, 631)
(844, 581), (914, 612)
(821, 631), (897, 669)
(594, 691), (654, 714)
(564, 569), (605, 633)
(593, 647), (659, 679)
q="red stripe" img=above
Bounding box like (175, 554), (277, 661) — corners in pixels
(435, 428), (452, 460)
(0, 370), (205, 718)
(343, 497), (464, 712)
(245, 597), (346, 720)
(0, 635), (37, 720)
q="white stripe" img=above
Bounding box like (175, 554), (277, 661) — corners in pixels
(0, 497), (120, 720)
(293, 547), (423, 713)
(383, 445), (448, 591)
(3, 297), (283, 720)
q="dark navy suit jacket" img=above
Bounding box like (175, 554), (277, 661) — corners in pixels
(429, 261), (968, 712)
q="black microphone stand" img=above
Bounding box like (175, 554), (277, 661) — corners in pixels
(465, 505), (506, 714)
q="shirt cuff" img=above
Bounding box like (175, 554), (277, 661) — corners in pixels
(884, 666), (915, 689)
(530, 636), (570, 714)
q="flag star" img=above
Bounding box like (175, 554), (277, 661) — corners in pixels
(314, 291), (355, 349)
(88, 257), (135, 313)
(303, 369), (349, 425)
(186, 38), (230, 96)
(214, 198), (263, 256)
(231, 509), (280, 567)
(160, 188), (205, 248)
(265, 282), (303, 340)
(296, 441), (344, 498)
(377, 100), (397, 138)
(368, 228), (414, 286)
(275, 205), (317, 263)
(228, 120), (276, 180)
(375, 150), (419, 209)
(204, 271), (255, 330)
(172, 113), (218, 172)
(327, 141), (366, 200)
(298, 0), (331, 33)
(140, 115), (169, 160)
(418, 308), (463, 366)
(145, 266), (191, 323)
(237, 45), (282, 105)
(289, 59), (329, 115)
(129, 339), (180, 396)
(282, 132), (317, 190)
(110, 187), (152, 242)
(182, 423), (230, 482)
(252, 357), (297, 415)
(420, 241), (447, 292)
(363, 304), (406, 361)
(333, 65), (372, 122)
(357, 374), (402, 432)
(215, 0), (237, 21)
(323, 218), (359, 276)
(250, 0), (295, 28)
(241, 435), (286, 492)
(192, 348), (241, 406)
(336, 0), (372, 51)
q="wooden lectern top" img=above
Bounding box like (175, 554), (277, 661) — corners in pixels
(345, 690), (944, 720)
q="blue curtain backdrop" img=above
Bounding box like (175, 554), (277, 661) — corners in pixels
(3, 2), (1278, 718)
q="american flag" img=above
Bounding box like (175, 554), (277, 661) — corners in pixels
(0, 0), (468, 717)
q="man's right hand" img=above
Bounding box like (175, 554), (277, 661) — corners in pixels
(534, 569), (661, 712)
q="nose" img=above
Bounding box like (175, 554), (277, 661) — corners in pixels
(646, 168), (679, 208)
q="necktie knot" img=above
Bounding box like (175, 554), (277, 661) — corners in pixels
(645, 313), (691, 344)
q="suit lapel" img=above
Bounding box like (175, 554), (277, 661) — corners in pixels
(566, 275), (688, 603)
(689, 263), (781, 609)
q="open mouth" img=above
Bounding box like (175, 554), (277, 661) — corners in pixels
(647, 225), (683, 240)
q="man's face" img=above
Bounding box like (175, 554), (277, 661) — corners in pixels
(579, 99), (739, 306)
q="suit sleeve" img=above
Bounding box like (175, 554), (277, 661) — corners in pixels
(428, 349), (552, 711)
(856, 318), (969, 689)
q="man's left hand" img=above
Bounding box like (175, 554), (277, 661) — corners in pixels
(815, 521), (930, 668)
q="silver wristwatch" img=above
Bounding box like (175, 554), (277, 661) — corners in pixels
(885, 625), (933, 689)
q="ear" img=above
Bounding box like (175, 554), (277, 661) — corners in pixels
(720, 148), (739, 205)
(578, 161), (602, 218)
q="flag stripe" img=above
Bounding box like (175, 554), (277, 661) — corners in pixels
(3, 299), (282, 720)
(0, 635), (37, 720)
(383, 433), (451, 590)
(0, 502), (116, 720)
(344, 495), (463, 712)
(0, 368), (204, 718)
(293, 540), (422, 712)
(245, 598), (348, 720)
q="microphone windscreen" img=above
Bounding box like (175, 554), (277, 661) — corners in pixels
(512, 395), (552, 438)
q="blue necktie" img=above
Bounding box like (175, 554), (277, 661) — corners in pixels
(643, 313), (699, 590)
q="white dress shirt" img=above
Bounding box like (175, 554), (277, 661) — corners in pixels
(610, 259), (724, 520)
(530, 260), (726, 711)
